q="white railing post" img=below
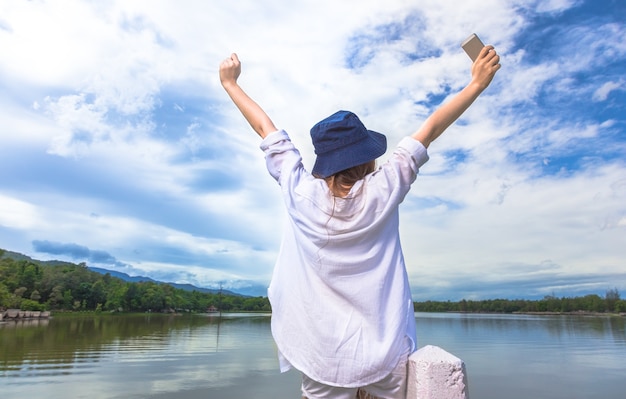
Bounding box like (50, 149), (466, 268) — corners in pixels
(406, 345), (469, 399)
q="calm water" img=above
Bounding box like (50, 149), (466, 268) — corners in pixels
(1, 312), (624, 399)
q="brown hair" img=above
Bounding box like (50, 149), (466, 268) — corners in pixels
(321, 160), (376, 197)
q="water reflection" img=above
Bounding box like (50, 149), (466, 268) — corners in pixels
(1, 313), (625, 399)
(414, 313), (626, 399)
(1, 313), (299, 399)
(415, 312), (626, 345)
(2, 314), (215, 377)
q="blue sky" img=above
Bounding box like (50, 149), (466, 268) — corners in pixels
(0, 0), (624, 300)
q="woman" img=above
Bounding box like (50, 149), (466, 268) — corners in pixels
(219, 46), (500, 399)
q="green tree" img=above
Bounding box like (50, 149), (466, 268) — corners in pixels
(75, 282), (92, 308)
(30, 290), (41, 301)
(605, 288), (620, 312)
(47, 286), (64, 309)
(62, 289), (74, 309)
(104, 282), (128, 311)
(0, 282), (10, 308)
(582, 294), (604, 312)
(20, 298), (44, 311)
(140, 283), (166, 311)
(125, 283), (141, 311)
(14, 286), (27, 299)
(90, 280), (107, 310)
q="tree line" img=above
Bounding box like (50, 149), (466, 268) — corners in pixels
(414, 289), (625, 314)
(2, 249), (623, 315)
(0, 250), (270, 313)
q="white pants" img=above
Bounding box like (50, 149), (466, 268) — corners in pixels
(301, 349), (410, 399)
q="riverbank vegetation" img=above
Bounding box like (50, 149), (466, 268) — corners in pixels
(0, 249), (269, 313)
(2, 249), (623, 315)
(413, 289), (625, 314)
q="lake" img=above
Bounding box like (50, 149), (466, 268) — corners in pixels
(1, 312), (624, 399)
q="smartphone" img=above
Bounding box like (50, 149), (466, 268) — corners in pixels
(461, 33), (484, 61)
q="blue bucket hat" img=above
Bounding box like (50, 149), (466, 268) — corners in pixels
(311, 110), (387, 178)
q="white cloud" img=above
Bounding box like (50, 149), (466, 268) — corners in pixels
(0, 195), (40, 230)
(592, 80), (623, 102)
(533, 0), (582, 13)
(0, 0), (624, 300)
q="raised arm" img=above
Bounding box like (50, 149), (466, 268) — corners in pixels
(219, 53), (277, 139)
(412, 45), (501, 148)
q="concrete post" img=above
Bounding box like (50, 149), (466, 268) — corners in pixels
(406, 345), (469, 399)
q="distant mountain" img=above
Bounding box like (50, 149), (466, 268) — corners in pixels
(0, 249), (249, 297)
(0, 249), (75, 266)
(231, 284), (268, 297)
(87, 267), (245, 296)
(1, 250), (76, 268)
(88, 266), (158, 283)
(88, 266), (268, 297)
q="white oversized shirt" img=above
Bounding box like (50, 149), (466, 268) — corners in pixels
(260, 129), (429, 387)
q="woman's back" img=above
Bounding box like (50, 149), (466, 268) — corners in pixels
(262, 130), (428, 386)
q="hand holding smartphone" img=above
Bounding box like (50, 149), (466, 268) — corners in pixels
(461, 33), (485, 61)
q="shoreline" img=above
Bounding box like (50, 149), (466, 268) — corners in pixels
(441, 310), (626, 317)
